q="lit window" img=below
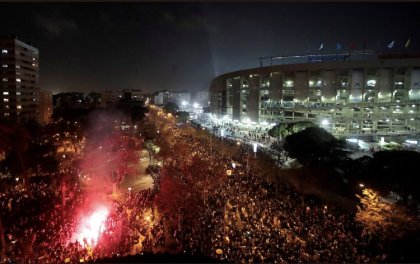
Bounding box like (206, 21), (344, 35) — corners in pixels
(32, 58), (36, 61)
(16, 78), (21, 82)
(1, 50), (7, 54)
(4, 113), (9, 116)
(3, 92), (9, 95)
(2, 78), (7, 82)
(16, 65), (20, 69)
(16, 105), (22, 109)
(2, 65), (7, 68)
(284, 80), (294, 87)
(16, 92), (21, 95)
(5, 105), (9, 109)
(3, 98), (9, 102)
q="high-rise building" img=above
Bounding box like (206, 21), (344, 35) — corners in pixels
(0, 36), (39, 123)
(153, 90), (170, 106)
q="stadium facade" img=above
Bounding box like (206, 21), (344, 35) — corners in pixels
(209, 52), (420, 136)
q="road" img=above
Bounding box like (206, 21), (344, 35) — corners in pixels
(120, 149), (154, 192)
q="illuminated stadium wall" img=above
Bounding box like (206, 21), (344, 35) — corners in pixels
(210, 55), (420, 135)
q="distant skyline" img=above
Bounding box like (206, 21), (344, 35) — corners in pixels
(1, 2), (420, 94)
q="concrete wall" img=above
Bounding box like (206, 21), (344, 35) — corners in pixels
(232, 77), (241, 121)
(269, 72), (283, 101)
(322, 70), (336, 103)
(350, 69), (364, 102)
(294, 71), (308, 102)
(410, 68), (420, 100)
(377, 68), (393, 102)
(248, 75), (260, 122)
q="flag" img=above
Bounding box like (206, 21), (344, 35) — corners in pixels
(387, 40), (395, 49)
(349, 42), (357, 50)
(318, 43), (324, 50)
(405, 38), (411, 48)
(336, 43), (342, 50)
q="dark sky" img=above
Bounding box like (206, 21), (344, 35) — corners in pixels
(1, 2), (420, 94)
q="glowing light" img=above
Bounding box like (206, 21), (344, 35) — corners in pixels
(367, 80), (376, 86)
(253, 142), (258, 153)
(73, 207), (109, 247)
(380, 137), (385, 145)
(321, 119), (329, 126)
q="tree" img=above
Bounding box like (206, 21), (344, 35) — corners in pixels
(163, 102), (179, 114)
(355, 188), (419, 241)
(268, 121), (314, 139)
(26, 139), (58, 175)
(145, 140), (160, 164)
(365, 150), (420, 206)
(0, 122), (12, 160)
(283, 127), (348, 166)
(3, 124), (31, 185)
(175, 111), (189, 123)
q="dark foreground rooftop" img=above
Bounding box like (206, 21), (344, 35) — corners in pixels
(94, 253), (225, 263)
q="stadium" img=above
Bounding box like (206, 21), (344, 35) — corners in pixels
(209, 52), (420, 138)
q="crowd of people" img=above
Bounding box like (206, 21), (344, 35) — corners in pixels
(0, 176), (174, 263)
(196, 115), (275, 146)
(149, 107), (389, 263)
(0, 107), (398, 263)
(0, 178), (84, 263)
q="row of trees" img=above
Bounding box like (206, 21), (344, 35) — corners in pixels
(275, 126), (420, 207)
(0, 120), (59, 186)
(268, 121), (314, 139)
(275, 126), (420, 245)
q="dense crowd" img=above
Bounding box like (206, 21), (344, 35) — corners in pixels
(0, 108), (397, 263)
(151, 108), (388, 263)
(0, 176), (171, 263)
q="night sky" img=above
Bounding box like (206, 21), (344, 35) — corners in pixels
(1, 3), (420, 94)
